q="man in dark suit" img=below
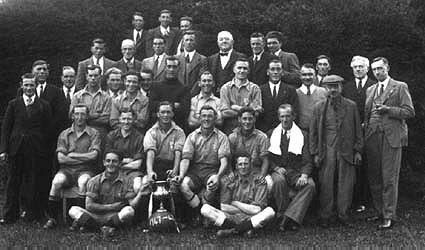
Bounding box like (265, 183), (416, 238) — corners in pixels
(146, 9), (179, 57)
(342, 55), (376, 213)
(75, 38), (116, 90)
(175, 16), (193, 55)
(61, 66), (77, 127)
(248, 32), (273, 86)
(0, 73), (52, 224)
(176, 30), (207, 96)
(364, 57), (415, 229)
(207, 31), (245, 96)
(257, 59), (299, 135)
(141, 36), (168, 82)
(123, 12), (149, 60)
(265, 31), (300, 87)
(113, 39), (142, 74)
(314, 55), (331, 87)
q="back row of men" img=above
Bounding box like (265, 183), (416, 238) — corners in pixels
(0, 9), (415, 237)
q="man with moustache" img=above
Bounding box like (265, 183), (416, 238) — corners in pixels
(314, 55), (332, 87)
(113, 39), (142, 74)
(124, 12), (149, 60)
(248, 32), (272, 86)
(105, 67), (124, 98)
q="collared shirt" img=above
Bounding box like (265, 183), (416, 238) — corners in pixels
(220, 49), (233, 69)
(220, 79), (262, 112)
(253, 50), (264, 61)
(317, 75), (325, 85)
(299, 84), (317, 95)
(190, 93), (222, 120)
(92, 56), (104, 73)
(182, 127), (231, 166)
(356, 75), (369, 89)
(268, 81), (281, 96)
(140, 88), (149, 97)
(221, 172), (268, 209)
(144, 122), (186, 161)
(86, 171), (135, 205)
(108, 89), (123, 98)
(160, 25), (171, 36)
(185, 50), (196, 63)
(228, 128), (269, 169)
(23, 94), (35, 106)
(154, 53), (166, 65)
(110, 91), (149, 130)
(123, 57), (135, 65)
(56, 124), (101, 172)
(133, 29), (143, 43)
(37, 82), (46, 97)
(63, 85), (76, 101)
(105, 127), (144, 160)
(274, 49), (282, 56)
(378, 77), (390, 93)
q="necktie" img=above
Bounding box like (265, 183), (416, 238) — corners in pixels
(153, 56), (159, 75)
(253, 55), (258, 67)
(26, 97), (33, 116)
(307, 85), (311, 96)
(95, 57), (100, 66)
(379, 83), (384, 96)
(66, 88), (71, 104)
(39, 85), (44, 97)
(273, 85), (277, 98)
(357, 79), (363, 92)
(280, 130), (289, 162)
(136, 32), (141, 43)
(186, 54), (190, 63)
(126, 60), (133, 71)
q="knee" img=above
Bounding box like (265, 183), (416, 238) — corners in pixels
(77, 174), (91, 189)
(200, 204), (213, 217)
(180, 177), (193, 194)
(263, 206), (276, 219)
(133, 177), (142, 192)
(51, 174), (67, 189)
(119, 206), (135, 221)
(68, 206), (83, 219)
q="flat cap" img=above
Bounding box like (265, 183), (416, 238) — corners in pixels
(32, 60), (48, 68)
(322, 74), (344, 85)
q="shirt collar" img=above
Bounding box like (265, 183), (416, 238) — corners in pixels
(230, 79), (251, 89)
(123, 91), (144, 101)
(220, 48), (233, 57)
(63, 85), (75, 92)
(123, 57), (134, 64)
(197, 92), (216, 100)
(280, 123), (293, 138)
(92, 56), (104, 63)
(152, 121), (178, 132)
(22, 94), (35, 105)
(160, 25), (170, 34)
(185, 50), (196, 61)
(82, 85), (103, 96)
(68, 124), (93, 138)
(253, 50), (264, 60)
(100, 171), (125, 184)
(120, 127), (135, 139)
(299, 84), (316, 94)
(194, 127), (219, 136)
(356, 75), (368, 87)
(274, 49), (282, 56)
(379, 77), (390, 89)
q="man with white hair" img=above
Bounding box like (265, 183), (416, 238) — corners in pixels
(113, 39), (142, 74)
(207, 31), (245, 96)
(342, 55), (376, 213)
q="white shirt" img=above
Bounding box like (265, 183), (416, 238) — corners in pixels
(282, 128), (291, 139)
(378, 77), (390, 95)
(299, 84), (317, 95)
(23, 94), (35, 106)
(253, 51), (264, 62)
(37, 82), (46, 97)
(92, 56), (104, 73)
(184, 50), (196, 63)
(317, 75), (325, 84)
(274, 49), (282, 56)
(269, 81), (281, 96)
(133, 29), (143, 43)
(220, 49), (232, 69)
(140, 88), (148, 97)
(160, 26), (170, 36)
(356, 75), (369, 89)
(154, 53), (166, 66)
(63, 85), (75, 101)
(176, 39), (184, 55)
(124, 57), (135, 65)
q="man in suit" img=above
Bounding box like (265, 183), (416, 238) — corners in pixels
(310, 75), (363, 227)
(342, 55), (376, 213)
(123, 12), (149, 60)
(75, 38), (115, 90)
(314, 55), (331, 87)
(141, 36), (167, 82)
(146, 9), (179, 57)
(248, 32), (273, 86)
(61, 66), (77, 127)
(0, 73), (52, 224)
(176, 30), (207, 96)
(175, 16), (193, 55)
(257, 59), (299, 135)
(265, 31), (300, 87)
(208, 31), (245, 96)
(364, 57), (414, 229)
(113, 39), (142, 75)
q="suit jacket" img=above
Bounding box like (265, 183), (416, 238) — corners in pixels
(123, 29), (149, 60)
(207, 50), (246, 95)
(176, 51), (207, 96)
(364, 78), (415, 147)
(141, 54), (167, 81)
(275, 50), (301, 87)
(0, 97), (52, 157)
(257, 82), (299, 133)
(146, 26), (180, 57)
(342, 77), (376, 123)
(75, 57), (116, 91)
(248, 52), (272, 86)
(309, 97), (363, 164)
(113, 58), (143, 74)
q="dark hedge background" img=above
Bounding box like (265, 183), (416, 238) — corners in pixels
(1, 0), (425, 170)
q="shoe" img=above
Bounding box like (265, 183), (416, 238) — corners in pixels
(366, 215), (381, 222)
(378, 219), (393, 230)
(20, 211), (27, 218)
(43, 218), (57, 229)
(101, 226), (116, 238)
(69, 220), (79, 231)
(355, 205), (366, 213)
(216, 228), (238, 238)
(243, 229), (255, 238)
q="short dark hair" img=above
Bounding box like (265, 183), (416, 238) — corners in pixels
(265, 31), (283, 43)
(21, 73), (36, 80)
(62, 66), (76, 75)
(140, 69), (153, 77)
(199, 70), (214, 80)
(119, 107), (136, 118)
(234, 57), (250, 70)
(199, 105), (217, 117)
(238, 106), (256, 117)
(301, 63), (315, 70)
(372, 57), (389, 67)
(86, 64), (102, 75)
(124, 71), (140, 81)
(32, 60), (49, 69)
(133, 12), (143, 19)
(166, 55), (180, 65)
(92, 38), (105, 46)
(316, 54), (331, 65)
(157, 101), (174, 113)
(105, 67), (122, 80)
(153, 35), (166, 44)
(268, 58), (283, 68)
(250, 32), (264, 39)
(72, 104), (89, 114)
(104, 149), (123, 162)
(234, 151), (252, 161)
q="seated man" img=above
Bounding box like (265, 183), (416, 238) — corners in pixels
(177, 105), (230, 220)
(68, 150), (147, 235)
(105, 108), (144, 193)
(268, 104), (316, 231)
(201, 152), (275, 237)
(43, 105), (101, 229)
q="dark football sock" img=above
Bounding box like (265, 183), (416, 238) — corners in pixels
(236, 219), (253, 232)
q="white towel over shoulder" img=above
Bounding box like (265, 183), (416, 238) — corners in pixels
(268, 122), (304, 156)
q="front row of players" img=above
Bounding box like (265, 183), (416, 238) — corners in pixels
(42, 100), (314, 237)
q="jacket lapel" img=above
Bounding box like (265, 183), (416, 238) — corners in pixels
(381, 79), (396, 104)
(157, 56), (166, 76)
(224, 51), (237, 70)
(188, 52), (200, 74)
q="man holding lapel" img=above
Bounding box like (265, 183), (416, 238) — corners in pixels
(248, 32), (272, 86)
(364, 57), (414, 229)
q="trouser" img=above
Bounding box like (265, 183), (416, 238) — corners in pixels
(366, 131), (401, 220)
(284, 177), (316, 224)
(68, 206), (135, 227)
(265, 171), (289, 218)
(352, 152), (371, 208)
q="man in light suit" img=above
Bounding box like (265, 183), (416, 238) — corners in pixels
(266, 31), (300, 87)
(364, 57), (414, 229)
(176, 30), (207, 96)
(113, 39), (142, 74)
(207, 31), (245, 96)
(146, 9), (179, 57)
(75, 38), (115, 91)
(141, 36), (167, 82)
(123, 12), (149, 60)
(248, 32), (273, 86)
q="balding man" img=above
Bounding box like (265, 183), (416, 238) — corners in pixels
(207, 31), (245, 96)
(113, 39), (142, 74)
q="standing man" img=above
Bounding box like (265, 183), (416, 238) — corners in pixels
(124, 12), (149, 60)
(296, 63), (327, 131)
(257, 59), (298, 135)
(342, 56), (376, 213)
(105, 67), (124, 98)
(175, 16), (193, 55)
(364, 57), (414, 229)
(147, 9), (179, 57)
(141, 36), (168, 82)
(176, 30), (207, 96)
(208, 31), (245, 95)
(248, 32), (272, 86)
(265, 31), (300, 87)
(61, 66), (77, 127)
(314, 55), (331, 86)
(110, 71), (149, 133)
(0, 73), (52, 224)
(310, 75), (363, 227)
(220, 58), (262, 134)
(75, 38), (115, 90)
(113, 39), (142, 74)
